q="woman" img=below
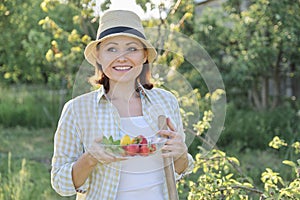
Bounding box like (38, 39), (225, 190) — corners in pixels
(51, 9), (194, 200)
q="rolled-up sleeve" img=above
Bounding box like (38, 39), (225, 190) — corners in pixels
(51, 100), (89, 196)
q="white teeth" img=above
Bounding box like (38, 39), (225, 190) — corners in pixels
(114, 66), (131, 71)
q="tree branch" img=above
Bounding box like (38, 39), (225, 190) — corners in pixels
(219, 185), (265, 197)
(169, 0), (182, 15)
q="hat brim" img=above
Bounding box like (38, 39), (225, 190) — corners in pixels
(84, 33), (157, 67)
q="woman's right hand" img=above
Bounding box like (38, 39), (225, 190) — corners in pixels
(72, 136), (121, 189)
(86, 137), (126, 165)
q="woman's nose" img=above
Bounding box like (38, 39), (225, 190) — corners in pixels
(116, 52), (128, 62)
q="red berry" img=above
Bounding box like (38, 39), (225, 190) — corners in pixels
(132, 135), (147, 145)
(139, 145), (150, 156)
(126, 144), (139, 156)
(150, 144), (156, 153)
(140, 137), (148, 145)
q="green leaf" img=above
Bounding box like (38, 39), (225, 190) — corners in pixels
(243, 182), (254, 188)
(226, 173), (234, 180)
(228, 157), (240, 166)
(102, 136), (110, 144)
(113, 139), (121, 145)
(108, 136), (114, 143)
(282, 160), (296, 168)
(216, 150), (226, 157)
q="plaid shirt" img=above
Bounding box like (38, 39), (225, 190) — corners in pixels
(51, 86), (194, 200)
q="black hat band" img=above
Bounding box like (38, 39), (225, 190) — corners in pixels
(98, 26), (146, 40)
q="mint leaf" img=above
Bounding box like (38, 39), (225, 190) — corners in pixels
(102, 136), (110, 144)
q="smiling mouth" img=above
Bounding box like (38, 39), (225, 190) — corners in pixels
(113, 66), (133, 71)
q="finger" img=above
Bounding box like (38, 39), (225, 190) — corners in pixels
(159, 130), (183, 141)
(158, 130), (176, 138)
(94, 136), (103, 143)
(98, 153), (116, 164)
(162, 144), (174, 151)
(88, 148), (111, 161)
(167, 117), (176, 131)
(161, 150), (176, 158)
(162, 146), (185, 160)
(163, 142), (184, 152)
(114, 157), (128, 162)
(101, 149), (129, 163)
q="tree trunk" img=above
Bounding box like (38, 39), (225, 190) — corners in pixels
(271, 48), (283, 108)
(271, 66), (280, 108)
(290, 62), (300, 98)
(252, 83), (262, 110)
(261, 77), (269, 109)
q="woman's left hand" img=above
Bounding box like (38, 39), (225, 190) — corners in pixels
(158, 118), (188, 161)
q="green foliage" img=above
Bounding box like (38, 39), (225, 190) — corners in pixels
(179, 88), (299, 199)
(261, 136), (300, 199)
(100, 0), (111, 11)
(180, 137), (300, 199)
(0, 0), (50, 84)
(0, 0), (96, 88)
(192, 0), (300, 109)
(179, 148), (259, 199)
(0, 153), (33, 200)
(219, 103), (299, 151)
(166, 0), (195, 35)
(39, 0), (95, 89)
(0, 128), (74, 200)
(0, 85), (67, 128)
(1, 0), (299, 110)
(102, 136), (121, 145)
(193, 110), (214, 136)
(269, 136), (288, 149)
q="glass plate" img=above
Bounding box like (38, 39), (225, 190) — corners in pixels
(100, 137), (167, 158)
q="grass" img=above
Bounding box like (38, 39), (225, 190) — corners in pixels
(0, 127), (75, 200)
(0, 126), (53, 159)
(0, 84), (69, 128)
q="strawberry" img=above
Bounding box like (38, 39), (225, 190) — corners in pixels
(140, 137), (148, 145)
(132, 135), (147, 145)
(149, 144), (157, 153)
(126, 144), (139, 156)
(137, 135), (148, 145)
(139, 145), (150, 156)
(122, 145), (128, 151)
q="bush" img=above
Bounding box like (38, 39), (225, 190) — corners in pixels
(179, 137), (300, 200)
(218, 103), (300, 151)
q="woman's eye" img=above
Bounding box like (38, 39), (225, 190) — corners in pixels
(107, 47), (117, 52)
(128, 47), (137, 52)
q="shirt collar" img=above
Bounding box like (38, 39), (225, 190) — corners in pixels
(96, 85), (106, 103)
(96, 85), (152, 103)
(138, 85), (152, 103)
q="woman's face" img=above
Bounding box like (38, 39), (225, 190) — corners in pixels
(96, 35), (147, 85)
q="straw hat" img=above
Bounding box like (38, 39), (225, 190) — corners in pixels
(84, 10), (157, 66)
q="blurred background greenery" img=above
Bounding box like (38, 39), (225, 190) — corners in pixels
(0, 0), (299, 199)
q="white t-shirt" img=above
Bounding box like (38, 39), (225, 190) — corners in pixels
(116, 116), (165, 200)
